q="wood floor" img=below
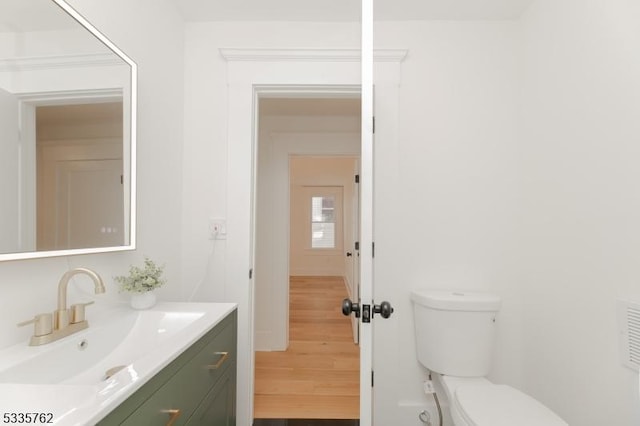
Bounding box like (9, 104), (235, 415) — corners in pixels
(254, 276), (360, 419)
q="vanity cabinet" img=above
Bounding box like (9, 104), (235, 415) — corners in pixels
(97, 310), (237, 426)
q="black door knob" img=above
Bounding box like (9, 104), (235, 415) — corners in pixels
(373, 301), (394, 319)
(346, 252), (353, 257)
(342, 298), (361, 318)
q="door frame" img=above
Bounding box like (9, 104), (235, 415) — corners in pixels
(222, 47), (405, 426)
(255, 85), (369, 417)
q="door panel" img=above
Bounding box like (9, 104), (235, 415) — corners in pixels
(360, 0), (374, 423)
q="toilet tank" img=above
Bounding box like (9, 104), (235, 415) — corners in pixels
(411, 290), (501, 377)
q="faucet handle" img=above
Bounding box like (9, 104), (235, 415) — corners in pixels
(70, 301), (95, 324)
(17, 313), (53, 337)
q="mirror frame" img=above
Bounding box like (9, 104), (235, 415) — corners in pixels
(0, 0), (137, 261)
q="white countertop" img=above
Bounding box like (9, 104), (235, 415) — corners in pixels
(0, 302), (237, 425)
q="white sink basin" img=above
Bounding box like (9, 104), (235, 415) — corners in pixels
(0, 302), (236, 425)
(0, 309), (203, 385)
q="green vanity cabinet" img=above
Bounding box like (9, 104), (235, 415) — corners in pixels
(186, 366), (236, 425)
(97, 309), (237, 426)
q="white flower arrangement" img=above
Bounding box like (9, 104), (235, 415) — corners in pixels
(114, 258), (166, 293)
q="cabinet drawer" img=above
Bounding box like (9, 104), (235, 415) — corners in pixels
(180, 317), (236, 403)
(120, 376), (185, 426)
(185, 365), (236, 426)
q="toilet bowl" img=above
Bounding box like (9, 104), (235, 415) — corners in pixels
(411, 290), (567, 426)
(439, 375), (567, 426)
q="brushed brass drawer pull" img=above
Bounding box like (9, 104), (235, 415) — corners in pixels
(207, 351), (229, 369)
(162, 409), (181, 426)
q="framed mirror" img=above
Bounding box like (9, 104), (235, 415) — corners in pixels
(0, 0), (137, 261)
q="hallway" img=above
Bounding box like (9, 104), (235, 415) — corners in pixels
(254, 276), (359, 419)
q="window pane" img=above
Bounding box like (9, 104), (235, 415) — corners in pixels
(311, 195), (336, 248)
(312, 223), (335, 248)
(311, 197), (324, 222)
(312, 196), (335, 222)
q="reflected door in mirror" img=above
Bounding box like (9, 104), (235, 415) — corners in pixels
(35, 103), (124, 250)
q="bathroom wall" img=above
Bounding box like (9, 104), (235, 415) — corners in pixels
(371, 20), (524, 424)
(519, 0), (640, 424)
(0, 0), (185, 349)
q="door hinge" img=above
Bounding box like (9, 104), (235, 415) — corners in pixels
(371, 370), (374, 387)
(355, 241), (360, 251)
(355, 174), (360, 184)
(249, 268), (253, 279)
(372, 116), (376, 134)
(372, 242), (375, 258)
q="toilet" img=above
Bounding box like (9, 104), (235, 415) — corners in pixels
(411, 290), (568, 426)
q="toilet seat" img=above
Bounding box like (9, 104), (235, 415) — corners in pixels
(454, 384), (568, 426)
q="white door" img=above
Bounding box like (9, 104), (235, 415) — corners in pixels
(55, 159), (124, 248)
(359, 0), (374, 422)
(37, 141), (123, 250)
(345, 2), (396, 424)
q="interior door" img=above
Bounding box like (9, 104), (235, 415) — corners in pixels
(358, 1), (376, 423)
(37, 140), (123, 250)
(55, 159), (124, 248)
(344, 2), (396, 424)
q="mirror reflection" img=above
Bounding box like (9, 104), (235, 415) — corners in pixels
(0, 0), (135, 258)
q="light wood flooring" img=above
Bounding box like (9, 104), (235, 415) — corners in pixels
(254, 276), (360, 419)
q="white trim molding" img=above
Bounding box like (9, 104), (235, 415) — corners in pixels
(219, 48), (408, 63)
(0, 53), (123, 72)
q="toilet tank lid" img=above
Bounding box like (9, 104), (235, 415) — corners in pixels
(410, 290), (501, 312)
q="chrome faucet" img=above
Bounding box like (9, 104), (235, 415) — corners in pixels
(18, 268), (105, 346)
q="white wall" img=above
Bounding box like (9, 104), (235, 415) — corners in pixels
(519, 0), (640, 424)
(181, 22), (361, 304)
(0, 0), (184, 349)
(371, 20), (524, 424)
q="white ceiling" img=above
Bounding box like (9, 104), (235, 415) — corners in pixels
(174, 0), (536, 22)
(2, 0), (536, 34)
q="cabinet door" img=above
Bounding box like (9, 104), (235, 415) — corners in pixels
(186, 366), (236, 426)
(120, 381), (186, 426)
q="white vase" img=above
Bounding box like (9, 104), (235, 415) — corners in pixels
(130, 291), (156, 310)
